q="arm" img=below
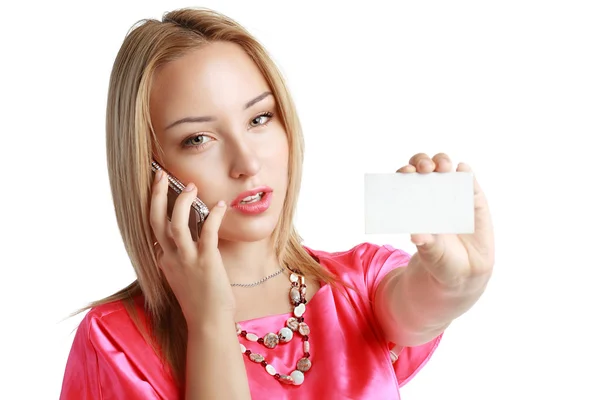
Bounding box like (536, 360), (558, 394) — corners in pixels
(374, 255), (492, 347)
(151, 171), (251, 399)
(60, 311), (251, 400)
(60, 312), (166, 400)
(377, 153), (495, 347)
(60, 316), (103, 400)
(186, 318), (251, 400)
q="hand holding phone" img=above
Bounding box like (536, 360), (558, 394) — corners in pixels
(149, 160), (235, 329)
(151, 160), (210, 241)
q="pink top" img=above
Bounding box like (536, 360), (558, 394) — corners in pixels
(60, 242), (442, 399)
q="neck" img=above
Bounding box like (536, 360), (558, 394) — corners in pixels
(218, 236), (282, 284)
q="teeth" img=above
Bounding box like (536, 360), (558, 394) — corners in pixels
(240, 192), (264, 204)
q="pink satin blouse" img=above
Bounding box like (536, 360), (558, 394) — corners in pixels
(60, 243), (442, 399)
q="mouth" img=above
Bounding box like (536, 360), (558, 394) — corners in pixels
(239, 192), (265, 204)
(231, 186), (274, 214)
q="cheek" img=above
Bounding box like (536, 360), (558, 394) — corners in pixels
(190, 175), (221, 205)
(170, 158), (223, 205)
(278, 138), (290, 169)
(270, 133), (290, 178)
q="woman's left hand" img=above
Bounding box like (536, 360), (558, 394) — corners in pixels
(396, 153), (495, 286)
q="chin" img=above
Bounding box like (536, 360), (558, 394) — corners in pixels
(217, 214), (280, 243)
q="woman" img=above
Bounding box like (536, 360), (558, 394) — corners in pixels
(60, 7), (494, 400)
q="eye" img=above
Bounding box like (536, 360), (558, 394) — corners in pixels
(249, 112), (274, 128)
(183, 134), (213, 149)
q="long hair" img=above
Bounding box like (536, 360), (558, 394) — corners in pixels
(74, 7), (338, 389)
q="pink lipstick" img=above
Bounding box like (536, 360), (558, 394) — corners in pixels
(230, 186), (273, 215)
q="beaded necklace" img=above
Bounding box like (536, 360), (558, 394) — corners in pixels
(235, 270), (311, 386)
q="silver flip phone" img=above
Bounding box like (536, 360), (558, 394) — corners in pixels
(151, 160), (209, 241)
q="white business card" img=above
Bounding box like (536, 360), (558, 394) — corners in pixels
(364, 172), (474, 234)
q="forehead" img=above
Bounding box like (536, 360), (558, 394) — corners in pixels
(150, 41), (271, 121)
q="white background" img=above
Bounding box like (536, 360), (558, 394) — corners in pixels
(1, 0), (599, 399)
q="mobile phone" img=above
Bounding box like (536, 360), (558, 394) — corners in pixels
(151, 160), (210, 241)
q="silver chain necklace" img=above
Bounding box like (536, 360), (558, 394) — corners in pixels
(230, 267), (286, 288)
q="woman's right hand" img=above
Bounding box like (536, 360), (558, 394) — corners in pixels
(149, 170), (235, 331)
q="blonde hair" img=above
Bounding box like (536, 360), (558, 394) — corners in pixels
(75, 7), (338, 389)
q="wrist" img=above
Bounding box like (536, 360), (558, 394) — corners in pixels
(187, 314), (237, 338)
(413, 257), (490, 298)
(408, 255), (466, 292)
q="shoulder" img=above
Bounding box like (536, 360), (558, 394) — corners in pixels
(85, 295), (141, 323)
(304, 242), (412, 297)
(76, 295), (149, 350)
(62, 296), (176, 399)
(85, 297), (132, 321)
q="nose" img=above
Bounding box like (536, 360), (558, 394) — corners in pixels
(228, 139), (261, 179)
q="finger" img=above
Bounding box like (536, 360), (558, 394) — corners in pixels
(198, 200), (228, 250)
(408, 153), (435, 173)
(456, 162), (483, 197)
(432, 153), (453, 172)
(396, 164), (416, 173)
(410, 233), (435, 247)
(170, 182), (201, 258)
(411, 233), (446, 265)
(149, 170), (175, 253)
(456, 162), (493, 257)
(153, 240), (164, 258)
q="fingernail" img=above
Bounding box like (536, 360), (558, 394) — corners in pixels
(217, 200), (226, 207)
(184, 183), (195, 192)
(154, 170), (163, 182)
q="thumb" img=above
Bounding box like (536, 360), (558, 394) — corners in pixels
(411, 233), (445, 266)
(198, 200), (228, 249)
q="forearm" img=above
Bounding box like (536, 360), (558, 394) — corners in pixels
(186, 318), (251, 400)
(377, 258), (492, 346)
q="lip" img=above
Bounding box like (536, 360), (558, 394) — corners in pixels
(230, 186), (274, 215)
(231, 186), (273, 206)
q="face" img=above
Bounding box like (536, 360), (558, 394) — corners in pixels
(150, 41), (289, 243)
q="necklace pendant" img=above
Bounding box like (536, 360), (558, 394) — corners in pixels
(290, 287), (301, 304)
(245, 333), (259, 342)
(286, 317), (299, 331)
(296, 357), (312, 372)
(276, 374), (295, 385)
(293, 303), (306, 318)
(298, 322), (310, 336)
(290, 370), (305, 385)
(265, 364), (277, 376)
(278, 327), (293, 342)
(263, 333), (279, 349)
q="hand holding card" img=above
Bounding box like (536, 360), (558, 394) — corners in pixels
(366, 153), (495, 288)
(364, 172), (474, 234)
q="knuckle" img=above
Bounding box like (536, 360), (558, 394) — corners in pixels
(179, 253), (196, 268)
(179, 187), (197, 199)
(149, 220), (161, 234)
(201, 225), (215, 237)
(151, 180), (163, 195)
(170, 224), (187, 238)
(409, 152), (428, 163)
(162, 254), (179, 269)
(433, 153), (450, 161)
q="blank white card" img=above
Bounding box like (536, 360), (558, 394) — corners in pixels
(364, 172), (474, 234)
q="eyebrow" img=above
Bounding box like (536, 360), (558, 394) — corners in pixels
(164, 91), (273, 130)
